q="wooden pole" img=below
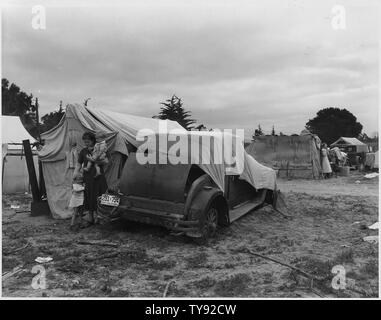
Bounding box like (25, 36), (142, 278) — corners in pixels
(2, 156), (5, 185)
(35, 98), (41, 143)
(22, 139), (40, 201)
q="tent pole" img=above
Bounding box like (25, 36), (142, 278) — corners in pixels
(22, 139), (40, 202)
(2, 157), (5, 186)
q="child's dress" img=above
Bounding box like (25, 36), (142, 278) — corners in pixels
(69, 183), (85, 208)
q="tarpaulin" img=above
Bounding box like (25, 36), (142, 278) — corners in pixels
(39, 104), (277, 219)
(140, 131), (277, 192)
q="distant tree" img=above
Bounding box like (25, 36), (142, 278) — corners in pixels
(279, 131), (285, 136)
(358, 132), (369, 141)
(271, 125), (276, 136)
(2, 78), (39, 138)
(40, 101), (65, 133)
(253, 124), (264, 137)
(194, 124), (207, 131)
(156, 95), (196, 130)
(306, 108), (363, 145)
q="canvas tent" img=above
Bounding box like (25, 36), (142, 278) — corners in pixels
(365, 150), (379, 170)
(330, 137), (369, 153)
(376, 151), (379, 169)
(39, 104), (277, 219)
(245, 130), (322, 179)
(38, 103), (184, 219)
(1, 115), (38, 193)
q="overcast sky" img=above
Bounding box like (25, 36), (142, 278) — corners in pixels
(2, 0), (379, 139)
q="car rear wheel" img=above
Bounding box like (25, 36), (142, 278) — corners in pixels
(202, 205), (218, 237)
(194, 202), (219, 244)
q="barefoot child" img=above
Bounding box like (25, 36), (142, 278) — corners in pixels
(69, 173), (85, 230)
(83, 140), (108, 177)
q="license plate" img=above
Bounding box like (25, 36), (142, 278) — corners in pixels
(100, 194), (120, 207)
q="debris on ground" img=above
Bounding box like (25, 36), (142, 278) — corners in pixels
(2, 266), (25, 281)
(363, 236), (378, 244)
(35, 257), (53, 264)
(364, 173), (379, 179)
(368, 222), (379, 230)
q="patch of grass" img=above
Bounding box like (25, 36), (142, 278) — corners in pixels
(148, 258), (177, 270)
(360, 259), (378, 278)
(119, 248), (149, 264)
(333, 248), (354, 264)
(55, 257), (89, 274)
(2, 256), (20, 272)
(184, 252), (208, 269)
(146, 272), (160, 281)
(192, 276), (216, 290)
(223, 262), (236, 269)
(214, 273), (252, 297)
(108, 289), (131, 297)
(293, 256), (334, 280)
(262, 272), (274, 284)
(345, 270), (368, 282)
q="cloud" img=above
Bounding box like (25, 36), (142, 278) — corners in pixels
(2, 0), (378, 139)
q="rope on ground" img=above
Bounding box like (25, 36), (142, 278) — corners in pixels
(77, 240), (119, 248)
(163, 280), (175, 298)
(244, 249), (325, 282)
(3, 242), (30, 256)
(84, 252), (120, 262)
(244, 249), (326, 297)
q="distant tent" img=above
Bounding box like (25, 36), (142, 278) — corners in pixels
(365, 150), (379, 170)
(1, 115), (38, 194)
(246, 131), (322, 179)
(375, 151), (379, 169)
(330, 137), (369, 153)
(38, 104), (185, 219)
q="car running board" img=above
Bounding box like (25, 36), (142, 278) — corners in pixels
(228, 190), (267, 223)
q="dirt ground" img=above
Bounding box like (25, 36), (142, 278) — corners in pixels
(2, 172), (379, 298)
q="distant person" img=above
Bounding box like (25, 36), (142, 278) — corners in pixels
(321, 143), (332, 179)
(73, 132), (108, 225)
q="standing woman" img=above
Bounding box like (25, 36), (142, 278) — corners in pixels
(321, 143), (332, 179)
(73, 132), (108, 225)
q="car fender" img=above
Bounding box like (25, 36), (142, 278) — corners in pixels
(186, 187), (226, 237)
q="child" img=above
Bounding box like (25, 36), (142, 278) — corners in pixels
(83, 140), (108, 177)
(69, 173), (85, 230)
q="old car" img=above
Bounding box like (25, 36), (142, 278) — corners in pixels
(97, 132), (285, 241)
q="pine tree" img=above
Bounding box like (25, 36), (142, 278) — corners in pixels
(254, 124), (264, 137)
(156, 95), (196, 130)
(40, 101), (65, 133)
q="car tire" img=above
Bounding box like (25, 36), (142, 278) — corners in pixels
(194, 200), (219, 245)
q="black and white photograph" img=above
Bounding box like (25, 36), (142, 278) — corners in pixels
(0, 0), (379, 302)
